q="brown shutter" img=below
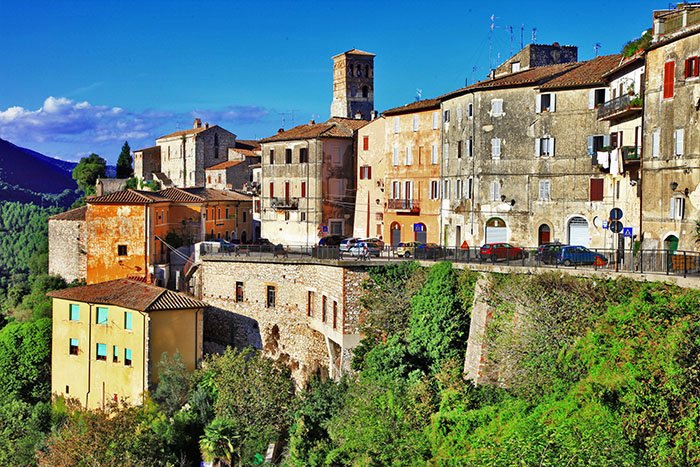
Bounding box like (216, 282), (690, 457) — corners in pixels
(664, 61), (675, 99)
(590, 178), (604, 201)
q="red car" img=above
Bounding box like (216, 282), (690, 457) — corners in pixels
(480, 243), (524, 261)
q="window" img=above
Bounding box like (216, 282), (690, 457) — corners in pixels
(430, 180), (439, 199)
(491, 99), (503, 116)
(490, 182), (500, 201)
(404, 181), (413, 200)
(69, 338), (79, 355)
(330, 221), (343, 235)
(590, 89), (607, 108)
(348, 64), (353, 76)
(443, 180), (450, 199)
(360, 166), (372, 180)
(444, 143), (449, 160)
(467, 177), (473, 199)
(588, 135), (608, 154)
(362, 86), (369, 98)
(113, 345), (119, 363)
(266, 285), (276, 308)
(70, 304), (79, 321)
(391, 180), (401, 199)
(301, 181), (306, 197)
(269, 149), (274, 165)
(96, 343), (107, 361)
(225, 207), (230, 219)
(332, 148), (342, 165)
(406, 147), (412, 165)
(307, 291), (314, 317)
(333, 301), (338, 329)
(674, 129), (684, 156)
(444, 110), (450, 122)
(124, 312), (132, 330)
(670, 196), (685, 220)
(413, 115), (418, 131)
(664, 61), (675, 99)
(236, 281), (244, 302)
(329, 179), (344, 199)
(590, 178), (604, 201)
(535, 137), (555, 157)
(466, 139), (473, 157)
(511, 61), (520, 72)
(536, 93), (555, 113)
(301, 212), (306, 221)
(457, 106), (463, 122)
(455, 179), (463, 199)
(269, 182), (274, 197)
(363, 136), (369, 151)
(432, 111), (439, 129)
(538, 180), (551, 200)
(457, 141), (462, 159)
(322, 296), (327, 322)
(685, 56), (699, 78)
(300, 148), (308, 163)
(393, 147), (399, 166)
(285, 148), (292, 164)
(125, 348), (132, 366)
(394, 117), (400, 133)
(652, 129), (661, 157)
(431, 145), (438, 164)
(491, 138), (501, 158)
(96, 307), (108, 325)
(467, 103), (473, 117)
(242, 211), (247, 222)
(117, 245), (127, 256)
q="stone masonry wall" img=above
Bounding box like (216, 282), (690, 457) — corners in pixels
(48, 219), (87, 283)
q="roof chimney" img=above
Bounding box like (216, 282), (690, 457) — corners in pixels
(194, 118), (202, 129)
(354, 110), (363, 119)
(278, 128), (284, 134)
(370, 110), (378, 120)
(205, 122), (209, 129)
(552, 42), (560, 46)
(309, 119), (315, 125)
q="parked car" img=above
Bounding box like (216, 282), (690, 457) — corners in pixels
(248, 238), (273, 252)
(360, 237), (385, 250)
(557, 246), (607, 266)
(318, 235), (346, 246)
(339, 238), (360, 252)
(395, 241), (424, 258)
(416, 243), (443, 259)
(536, 243), (565, 264)
(348, 241), (381, 257)
(207, 238), (235, 249)
(480, 243), (524, 261)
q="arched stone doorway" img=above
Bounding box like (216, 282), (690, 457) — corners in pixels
(485, 218), (507, 244)
(664, 234), (679, 253)
(538, 224), (551, 245)
(414, 223), (427, 243)
(567, 216), (589, 247)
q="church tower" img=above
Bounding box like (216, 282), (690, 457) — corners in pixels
(330, 49), (375, 120)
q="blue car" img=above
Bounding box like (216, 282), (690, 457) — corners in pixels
(558, 246), (607, 266)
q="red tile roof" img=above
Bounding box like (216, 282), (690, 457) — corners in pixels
(87, 189), (170, 204)
(333, 48), (375, 58)
(538, 54), (622, 89)
(159, 187), (252, 203)
(157, 126), (210, 140)
(229, 148), (260, 158)
(49, 205), (87, 221)
(259, 117), (366, 143)
(382, 98), (440, 116)
(47, 279), (206, 311)
(601, 53), (644, 79)
(235, 140), (261, 151)
(326, 117), (370, 131)
(206, 160), (245, 171)
(134, 145), (160, 154)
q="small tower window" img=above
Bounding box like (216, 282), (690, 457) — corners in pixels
(357, 67), (361, 77)
(348, 64), (354, 76)
(362, 86), (369, 98)
(365, 65), (369, 77)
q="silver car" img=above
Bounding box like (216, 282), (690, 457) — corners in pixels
(348, 241), (380, 257)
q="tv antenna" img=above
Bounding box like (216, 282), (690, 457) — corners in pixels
(278, 109), (299, 128)
(594, 43), (601, 57)
(532, 28), (537, 44)
(416, 89), (422, 101)
(489, 14), (499, 70)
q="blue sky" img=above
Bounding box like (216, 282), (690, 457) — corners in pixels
(1, 0), (660, 164)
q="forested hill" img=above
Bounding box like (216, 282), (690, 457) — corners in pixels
(0, 138), (79, 207)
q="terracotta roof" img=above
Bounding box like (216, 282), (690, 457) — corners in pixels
(157, 126), (210, 140)
(260, 117), (366, 143)
(326, 117), (370, 131)
(87, 189), (170, 204)
(49, 205), (87, 221)
(159, 187), (252, 203)
(47, 279), (206, 312)
(235, 140), (260, 151)
(382, 98), (440, 116)
(333, 48), (375, 58)
(538, 54), (622, 89)
(134, 145), (160, 153)
(206, 160), (244, 170)
(229, 148), (260, 158)
(601, 53), (645, 78)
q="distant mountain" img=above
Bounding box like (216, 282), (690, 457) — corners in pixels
(18, 146), (79, 173)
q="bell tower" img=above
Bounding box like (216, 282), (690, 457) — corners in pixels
(330, 49), (375, 120)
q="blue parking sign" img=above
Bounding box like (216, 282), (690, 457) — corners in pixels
(602, 220), (608, 229)
(623, 227), (633, 237)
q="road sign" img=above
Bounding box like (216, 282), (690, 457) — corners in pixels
(623, 227), (633, 237)
(610, 220), (623, 233)
(413, 223), (424, 232)
(602, 220), (609, 229)
(610, 207), (623, 220)
(460, 241), (470, 249)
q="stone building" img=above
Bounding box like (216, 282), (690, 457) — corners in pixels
(330, 49), (375, 121)
(352, 116), (386, 239)
(381, 99), (442, 246)
(197, 256), (366, 382)
(258, 117), (367, 245)
(48, 279), (205, 409)
(641, 5), (700, 252)
(48, 206), (87, 283)
(133, 146), (161, 183)
(493, 43), (578, 77)
(95, 178), (128, 196)
(439, 53), (636, 249)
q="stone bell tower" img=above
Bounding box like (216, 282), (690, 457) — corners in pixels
(330, 49), (375, 120)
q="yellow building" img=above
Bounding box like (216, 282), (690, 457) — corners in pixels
(48, 279), (205, 409)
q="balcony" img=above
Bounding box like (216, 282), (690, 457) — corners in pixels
(387, 198), (420, 213)
(597, 94), (642, 121)
(271, 197), (299, 210)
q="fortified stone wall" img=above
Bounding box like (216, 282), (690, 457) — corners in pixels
(48, 218), (87, 283)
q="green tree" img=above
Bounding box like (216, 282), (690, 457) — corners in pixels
(0, 400), (51, 467)
(0, 318), (52, 404)
(72, 154), (106, 196)
(152, 351), (191, 417)
(116, 141), (133, 179)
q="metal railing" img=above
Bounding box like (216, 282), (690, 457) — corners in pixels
(597, 94), (641, 119)
(199, 243), (700, 278)
(387, 199), (420, 211)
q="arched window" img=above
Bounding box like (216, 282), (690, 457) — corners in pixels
(365, 65), (369, 77)
(214, 133), (219, 146)
(485, 217), (507, 244)
(665, 234), (679, 253)
(362, 86), (369, 98)
(414, 223), (427, 243)
(567, 216), (590, 247)
(357, 67), (362, 77)
(390, 222), (401, 246)
(348, 64), (354, 76)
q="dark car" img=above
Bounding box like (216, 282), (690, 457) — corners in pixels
(557, 246), (607, 266)
(318, 235), (346, 246)
(536, 243), (565, 264)
(248, 238), (273, 252)
(480, 243), (524, 261)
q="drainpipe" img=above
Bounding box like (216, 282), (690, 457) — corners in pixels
(471, 92), (476, 237)
(86, 302), (94, 407)
(440, 103), (445, 246)
(639, 58), (646, 247)
(138, 310), (148, 403)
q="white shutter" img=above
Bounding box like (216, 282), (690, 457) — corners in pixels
(679, 197), (685, 219)
(538, 180), (545, 199)
(670, 197), (676, 219)
(406, 146), (412, 165)
(603, 134), (611, 148)
(467, 139), (472, 157)
(652, 129), (660, 157)
(587, 136), (594, 154)
(550, 138), (555, 157)
(405, 181), (412, 200)
(675, 129), (684, 156)
(432, 112), (439, 129)
(604, 88), (610, 102)
(444, 143), (449, 159)
(589, 89), (595, 109)
(491, 181), (500, 201)
(457, 106), (463, 122)
(394, 117), (400, 133)
(535, 138), (541, 157)
(550, 93), (556, 112)
(393, 147), (399, 166)
(413, 115), (418, 132)
(432, 145), (438, 164)
(492, 138), (501, 157)
(536, 95), (542, 113)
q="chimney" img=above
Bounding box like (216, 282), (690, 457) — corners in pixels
(194, 118), (202, 129)
(552, 42), (559, 46)
(278, 128), (284, 134)
(309, 119), (315, 124)
(354, 110), (363, 119)
(370, 110), (378, 120)
(205, 122), (209, 129)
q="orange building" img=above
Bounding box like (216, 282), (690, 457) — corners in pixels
(381, 99), (442, 246)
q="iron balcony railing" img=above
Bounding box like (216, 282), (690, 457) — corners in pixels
(387, 198), (420, 211)
(597, 94), (642, 120)
(270, 197), (299, 209)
